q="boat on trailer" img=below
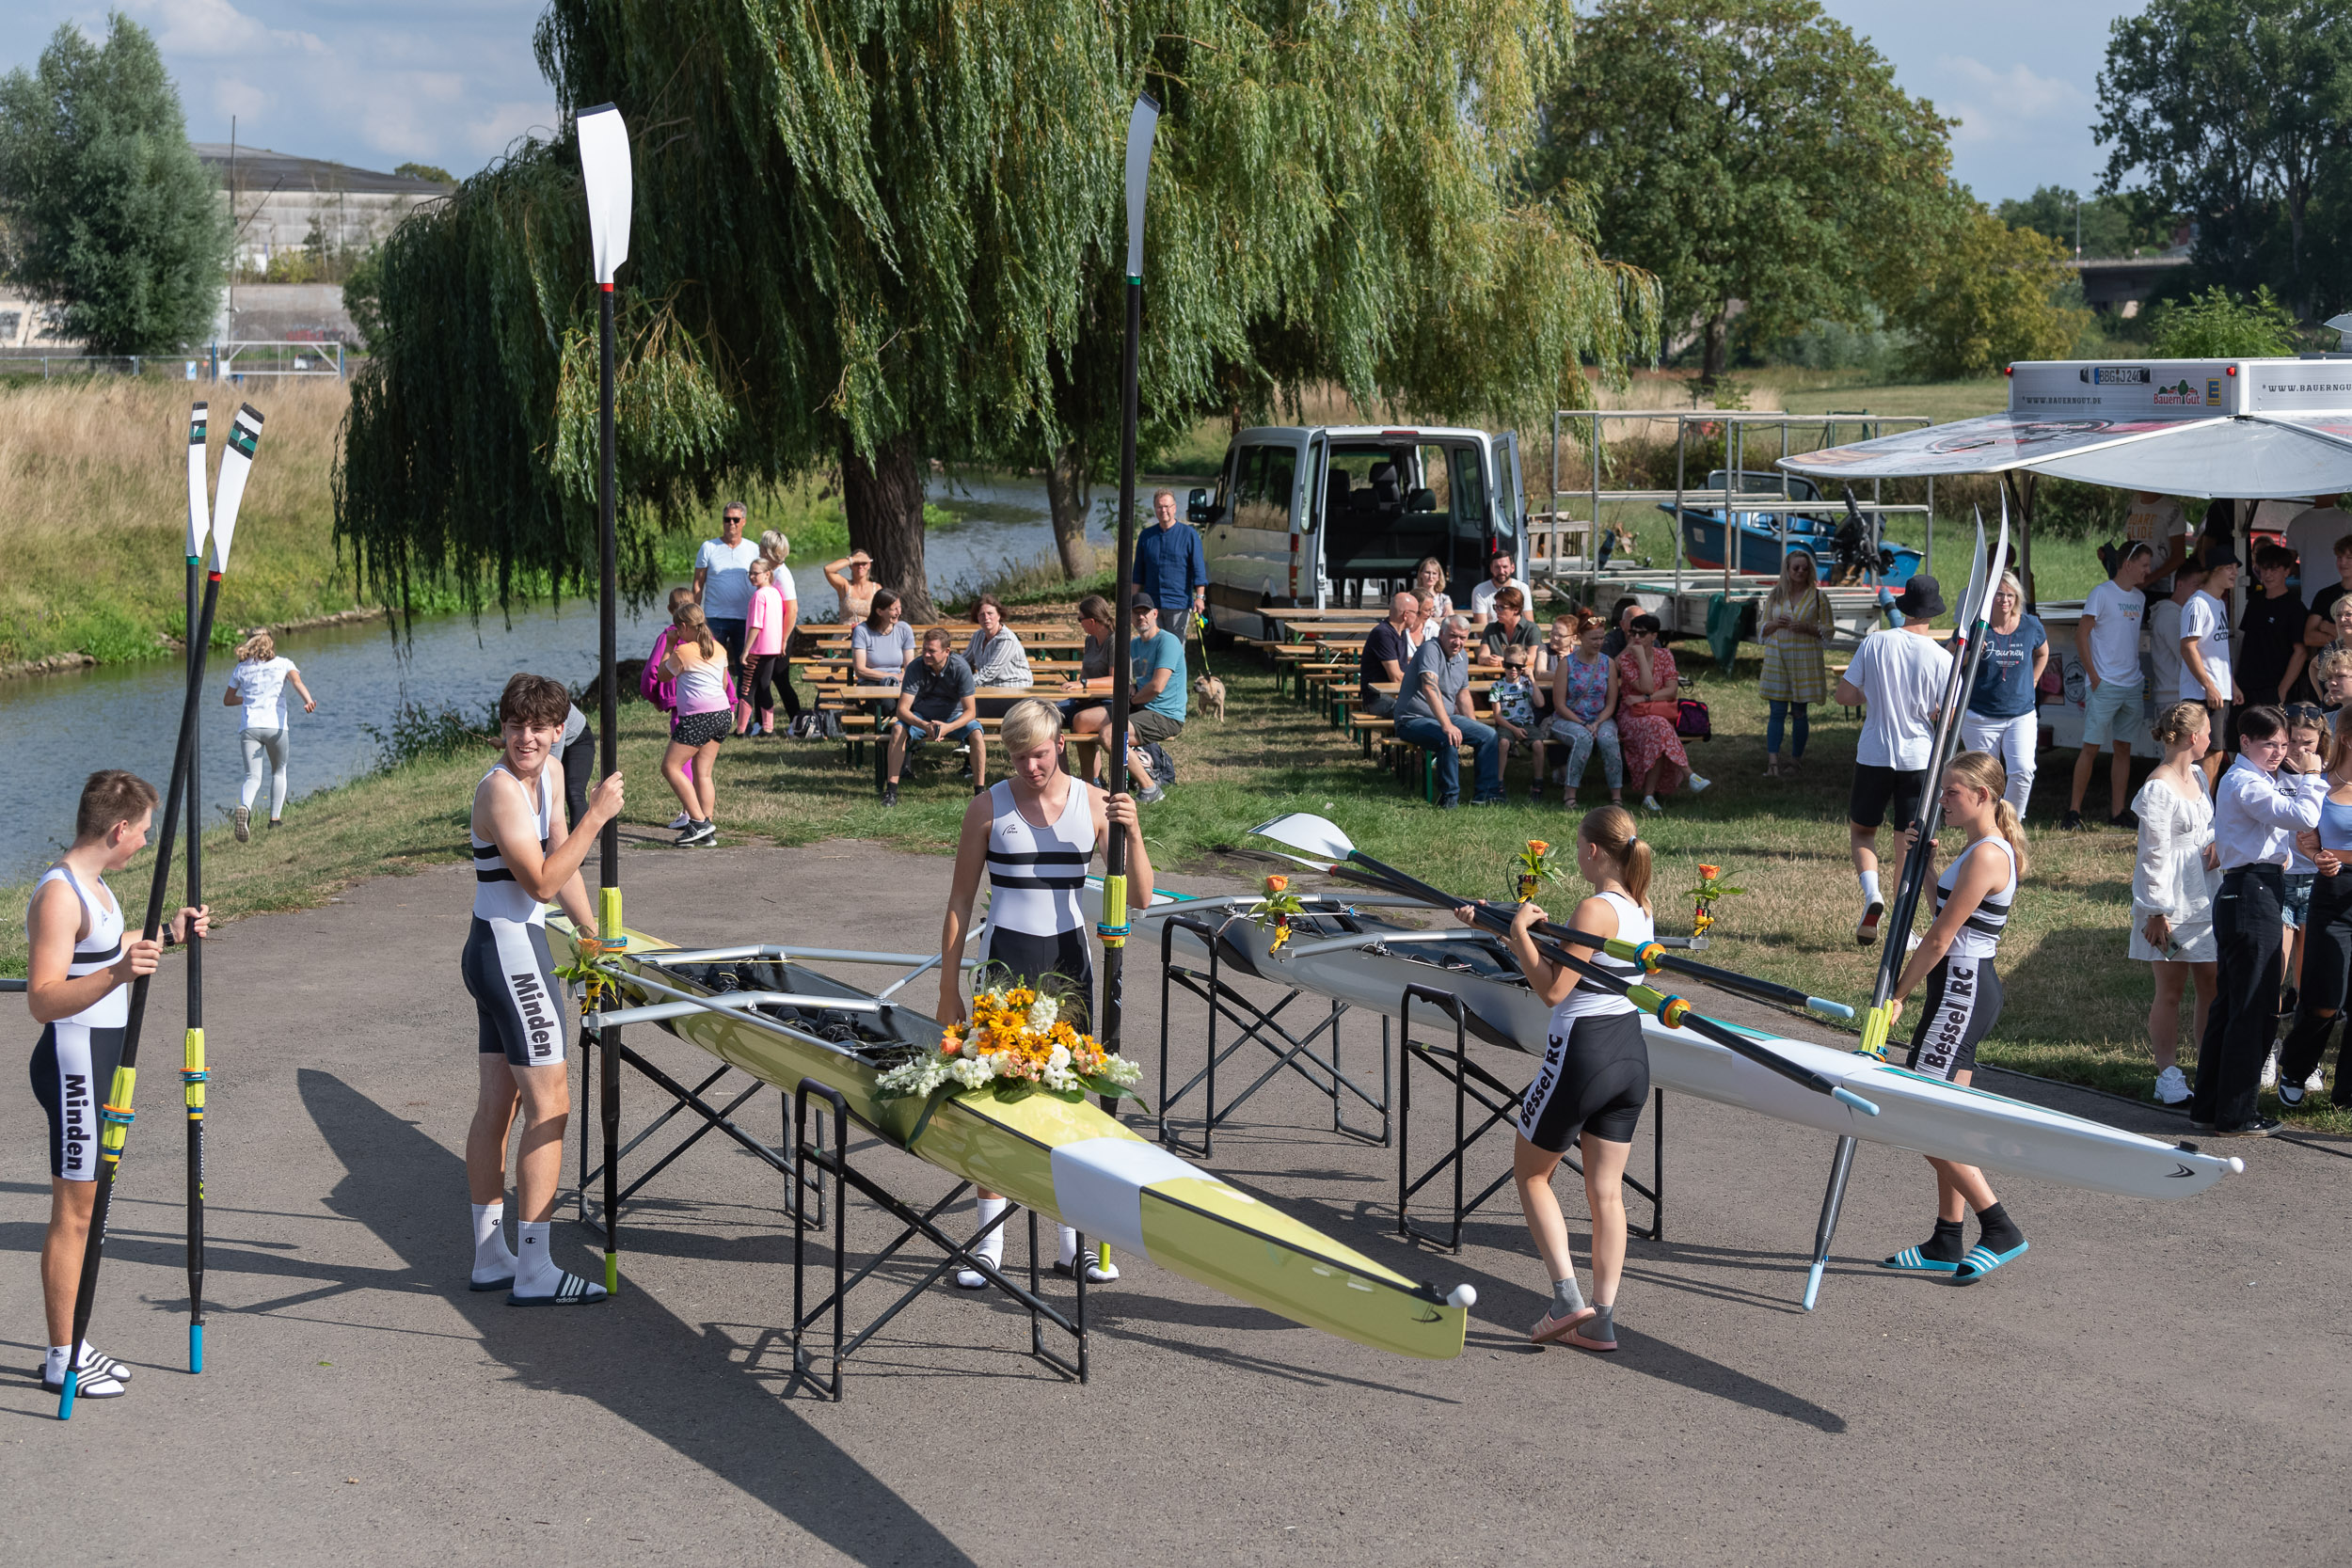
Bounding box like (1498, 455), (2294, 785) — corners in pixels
(1119, 893), (2241, 1201)
(1662, 469), (1924, 585)
(553, 919), (1473, 1360)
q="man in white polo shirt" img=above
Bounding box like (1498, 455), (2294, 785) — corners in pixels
(2180, 541), (2242, 789)
(691, 501), (762, 679)
(2061, 541), (2153, 831)
(1835, 574), (1955, 945)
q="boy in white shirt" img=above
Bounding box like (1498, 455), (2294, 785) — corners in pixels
(2180, 542), (2243, 788)
(2062, 542), (2153, 831)
(1834, 574), (1956, 945)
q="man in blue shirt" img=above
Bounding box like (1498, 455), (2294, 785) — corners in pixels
(1133, 489), (1209, 623)
(1071, 594), (1187, 804)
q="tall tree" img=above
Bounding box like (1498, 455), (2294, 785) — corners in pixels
(337, 1), (1656, 618)
(1528, 0), (1956, 382)
(1893, 210), (2087, 379)
(2096, 0), (2352, 318)
(0, 15), (229, 355)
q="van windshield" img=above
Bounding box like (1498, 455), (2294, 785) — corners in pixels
(1318, 439), (1492, 601)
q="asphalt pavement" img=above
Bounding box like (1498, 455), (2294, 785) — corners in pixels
(4, 836), (2346, 1566)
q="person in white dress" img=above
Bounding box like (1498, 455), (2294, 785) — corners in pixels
(2131, 702), (2219, 1106)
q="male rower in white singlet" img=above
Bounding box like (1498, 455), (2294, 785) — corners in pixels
(461, 673), (624, 1306)
(25, 770), (209, 1399)
(937, 699), (1149, 1289)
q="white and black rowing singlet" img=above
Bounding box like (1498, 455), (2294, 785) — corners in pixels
(470, 763), (559, 926)
(1932, 837), (2016, 960)
(1549, 891), (1652, 1027)
(28, 864), (128, 1181)
(980, 778), (1095, 990)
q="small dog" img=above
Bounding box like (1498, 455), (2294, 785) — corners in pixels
(1194, 673), (1227, 721)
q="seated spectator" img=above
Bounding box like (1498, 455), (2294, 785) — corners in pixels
(1393, 614), (1503, 808)
(1057, 593), (1118, 725)
(882, 627), (982, 805)
(1359, 592), (1419, 716)
(1479, 587), (1540, 663)
(1534, 613), (1578, 685)
(1070, 594), (1187, 804)
(963, 593), (1034, 689)
(1601, 596), (1643, 659)
(1489, 648), (1540, 764)
(1469, 550), (1533, 626)
(1408, 590), (1439, 653)
(851, 589), (916, 685)
(1536, 608), (1622, 806)
(1616, 614), (1709, 812)
(1413, 556), (1455, 624)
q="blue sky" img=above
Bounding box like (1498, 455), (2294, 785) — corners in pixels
(5, 1), (2141, 202)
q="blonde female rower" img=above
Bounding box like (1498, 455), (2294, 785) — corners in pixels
(1457, 804), (1653, 1352)
(1878, 750), (2030, 1283)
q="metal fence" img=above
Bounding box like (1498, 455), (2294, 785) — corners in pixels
(0, 341), (354, 381)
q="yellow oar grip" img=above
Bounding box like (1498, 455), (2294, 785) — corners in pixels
(1858, 1005), (1892, 1060)
(183, 1028), (206, 1115)
(99, 1065), (136, 1160)
(598, 887), (623, 941)
(1098, 875), (1128, 949)
(1629, 985), (1690, 1027)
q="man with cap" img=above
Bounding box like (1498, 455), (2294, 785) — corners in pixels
(1068, 593), (1187, 805)
(2180, 540), (2243, 788)
(1834, 574), (1956, 945)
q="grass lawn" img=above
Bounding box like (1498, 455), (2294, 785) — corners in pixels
(12, 627), (2343, 1140)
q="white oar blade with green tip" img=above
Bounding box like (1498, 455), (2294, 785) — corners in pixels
(185, 403), (209, 562)
(207, 405), (264, 576)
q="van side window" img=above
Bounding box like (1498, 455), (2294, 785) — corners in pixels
(1235, 446), (1295, 532)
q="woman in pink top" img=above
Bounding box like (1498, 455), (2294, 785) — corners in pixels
(739, 558), (789, 737)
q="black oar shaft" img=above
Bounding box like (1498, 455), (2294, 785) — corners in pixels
(183, 557), (207, 1373)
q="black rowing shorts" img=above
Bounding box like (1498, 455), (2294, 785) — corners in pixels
(461, 917), (568, 1069)
(1517, 1009), (1649, 1153)
(1906, 956), (2002, 1081)
(31, 1022), (125, 1181)
(979, 927), (1093, 1013)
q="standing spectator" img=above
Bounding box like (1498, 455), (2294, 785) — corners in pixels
(221, 631), (316, 841)
(2147, 562), (2202, 736)
(2278, 706), (2352, 1110)
(1757, 549), (1834, 779)
(2131, 702), (2219, 1107)
(1469, 548), (1533, 626)
(1480, 587), (1539, 662)
(643, 585), (721, 832)
(2282, 495), (2352, 602)
(1614, 615), (1708, 815)
(1413, 556), (1455, 623)
(659, 605), (731, 846)
(2179, 542), (2242, 785)
(1600, 596), (1643, 659)
(2270, 705), (2329, 1057)
(2063, 542), (2153, 831)
(738, 557), (787, 737)
(1393, 614), (1503, 808)
(1358, 592), (1418, 716)
(2194, 705), (2324, 1136)
(824, 549), (882, 623)
(1133, 488), (1208, 623)
(882, 628), (984, 805)
(2301, 531), (2352, 639)
(1537, 609), (1622, 807)
(2123, 490), (2193, 594)
(1835, 575), (1955, 944)
(2316, 644), (2352, 716)
(1961, 572), (2047, 816)
(962, 594), (1034, 690)
(1489, 648), (1540, 768)
(692, 501), (761, 680)
(2239, 544), (2310, 709)
(850, 589), (916, 685)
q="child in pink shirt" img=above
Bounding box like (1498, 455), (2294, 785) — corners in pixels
(739, 559), (790, 736)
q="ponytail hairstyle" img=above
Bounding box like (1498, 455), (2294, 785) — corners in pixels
(1579, 803), (1652, 911)
(672, 602), (717, 658)
(235, 630), (277, 663)
(1946, 750), (2028, 879)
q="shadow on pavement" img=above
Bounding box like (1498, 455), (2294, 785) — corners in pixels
(296, 1068), (976, 1567)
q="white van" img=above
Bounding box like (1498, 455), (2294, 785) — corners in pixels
(1184, 424), (1529, 635)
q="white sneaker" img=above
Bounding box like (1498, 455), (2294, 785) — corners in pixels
(2305, 1067), (2328, 1094)
(667, 813), (691, 830)
(2262, 1044), (2281, 1090)
(1641, 794), (1662, 814)
(2153, 1065), (2191, 1105)
(1688, 773), (1712, 794)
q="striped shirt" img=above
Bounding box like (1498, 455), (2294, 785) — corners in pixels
(1933, 838), (2016, 960)
(983, 778), (1094, 938)
(470, 763), (558, 926)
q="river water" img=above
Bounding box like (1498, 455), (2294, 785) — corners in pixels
(0, 469), (1088, 882)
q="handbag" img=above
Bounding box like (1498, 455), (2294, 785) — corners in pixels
(1627, 699), (1681, 721)
(1676, 698), (1712, 739)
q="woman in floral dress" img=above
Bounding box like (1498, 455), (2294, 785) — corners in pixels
(1614, 615), (1710, 813)
(1757, 549), (1835, 778)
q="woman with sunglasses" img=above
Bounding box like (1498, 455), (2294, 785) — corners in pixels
(1613, 615), (1708, 814)
(1877, 751), (2031, 1284)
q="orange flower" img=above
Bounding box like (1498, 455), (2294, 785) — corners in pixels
(1528, 840), (1549, 855)
(1697, 863), (1721, 880)
(1265, 874), (1290, 894)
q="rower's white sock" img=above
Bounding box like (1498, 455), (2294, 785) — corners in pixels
(1057, 1224), (1080, 1267)
(471, 1201), (516, 1281)
(44, 1346), (69, 1384)
(515, 1220), (560, 1292)
(1859, 869), (1882, 905)
(973, 1197), (1009, 1267)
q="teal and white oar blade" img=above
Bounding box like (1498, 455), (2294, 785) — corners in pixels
(185, 402), (209, 562)
(208, 405), (264, 576)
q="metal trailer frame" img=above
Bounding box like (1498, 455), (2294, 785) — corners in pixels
(1538, 408), (1937, 600)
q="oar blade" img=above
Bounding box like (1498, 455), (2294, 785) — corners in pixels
(1248, 812), (1358, 865)
(208, 404), (264, 576)
(185, 402), (209, 562)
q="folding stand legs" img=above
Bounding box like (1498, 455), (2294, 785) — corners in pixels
(1395, 984), (1663, 1254)
(790, 1081), (1086, 1402)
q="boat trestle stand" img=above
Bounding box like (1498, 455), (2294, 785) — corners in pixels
(789, 1081), (1087, 1402)
(1397, 985), (1664, 1254)
(1154, 914), (1391, 1158)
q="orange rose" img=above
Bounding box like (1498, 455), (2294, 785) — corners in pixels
(1528, 840), (1549, 855)
(1698, 863), (1721, 880)
(1265, 874), (1290, 894)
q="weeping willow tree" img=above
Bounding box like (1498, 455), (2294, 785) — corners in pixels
(337, 0), (1657, 620)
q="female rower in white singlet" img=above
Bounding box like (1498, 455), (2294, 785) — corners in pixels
(937, 700), (1150, 1290)
(1878, 749), (2031, 1285)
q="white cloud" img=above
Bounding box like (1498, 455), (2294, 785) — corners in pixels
(122, 0), (325, 63)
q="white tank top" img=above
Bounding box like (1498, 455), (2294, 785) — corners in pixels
(29, 865), (127, 1028)
(984, 778), (1094, 937)
(1934, 837), (2016, 961)
(1549, 889), (1652, 1029)
(470, 763), (559, 925)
